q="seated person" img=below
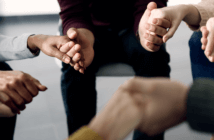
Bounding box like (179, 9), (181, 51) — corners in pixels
(0, 33), (82, 140)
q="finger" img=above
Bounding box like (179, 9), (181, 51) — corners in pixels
(5, 89), (26, 111)
(208, 55), (214, 62)
(152, 18), (171, 29)
(48, 46), (71, 64)
(32, 79), (47, 91)
(201, 37), (207, 47)
(66, 44), (81, 58)
(147, 2), (157, 11)
(144, 41), (161, 52)
(163, 21), (180, 43)
(79, 68), (84, 74)
(0, 92), (20, 114)
(79, 60), (84, 67)
(201, 45), (206, 50)
(205, 29), (214, 56)
(145, 23), (167, 36)
(23, 77), (39, 97)
(144, 32), (163, 45)
(67, 28), (78, 39)
(60, 41), (75, 53)
(15, 82), (33, 104)
(71, 53), (81, 64)
(201, 26), (209, 39)
(74, 63), (80, 71)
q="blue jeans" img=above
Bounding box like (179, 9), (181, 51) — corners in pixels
(0, 62), (17, 140)
(61, 27), (170, 140)
(189, 31), (214, 80)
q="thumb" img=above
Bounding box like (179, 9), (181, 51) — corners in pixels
(67, 28), (78, 39)
(34, 80), (47, 91)
(163, 21), (180, 43)
(47, 46), (71, 64)
(144, 2), (157, 17)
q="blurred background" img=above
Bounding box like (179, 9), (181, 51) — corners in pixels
(0, 0), (211, 140)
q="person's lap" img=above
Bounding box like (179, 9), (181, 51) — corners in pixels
(61, 26), (170, 140)
(189, 31), (214, 80)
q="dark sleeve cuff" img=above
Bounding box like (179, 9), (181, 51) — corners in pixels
(187, 78), (214, 133)
(62, 19), (95, 36)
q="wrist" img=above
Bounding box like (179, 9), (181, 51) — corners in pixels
(182, 4), (201, 27)
(88, 92), (141, 140)
(27, 35), (40, 55)
(77, 28), (95, 47)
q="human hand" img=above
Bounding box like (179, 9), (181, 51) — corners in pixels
(88, 79), (141, 140)
(121, 77), (188, 136)
(200, 17), (214, 62)
(210, 134), (214, 140)
(0, 71), (47, 114)
(146, 3), (201, 52)
(66, 28), (95, 74)
(145, 4), (188, 51)
(139, 2), (171, 52)
(0, 101), (15, 117)
(27, 35), (84, 72)
(88, 77), (188, 139)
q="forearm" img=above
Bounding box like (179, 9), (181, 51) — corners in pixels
(88, 91), (141, 140)
(27, 35), (42, 55)
(182, 4), (201, 28)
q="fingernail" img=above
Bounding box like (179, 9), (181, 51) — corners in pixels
(164, 36), (168, 43)
(69, 32), (76, 38)
(153, 19), (158, 24)
(65, 57), (70, 63)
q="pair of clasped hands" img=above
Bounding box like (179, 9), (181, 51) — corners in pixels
(140, 2), (214, 62)
(0, 28), (94, 117)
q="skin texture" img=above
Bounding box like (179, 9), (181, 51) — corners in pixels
(66, 28), (95, 74)
(87, 77), (189, 140)
(0, 71), (47, 115)
(138, 2), (171, 52)
(201, 17), (214, 62)
(27, 35), (84, 73)
(141, 2), (201, 52)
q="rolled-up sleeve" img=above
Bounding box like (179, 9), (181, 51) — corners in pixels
(188, 0), (214, 30)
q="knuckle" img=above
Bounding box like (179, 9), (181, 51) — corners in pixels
(2, 96), (11, 104)
(32, 91), (39, 97)
(25, 97), (33, 104)
(151, 25), (157, 32)
(16, 99), (25, 106)
(18, 72), (26, 80)
(2, 83), (10, 91)
(122, 78), (136, 91)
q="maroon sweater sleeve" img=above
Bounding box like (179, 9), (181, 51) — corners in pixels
(133, 0), (167, 34)
(58, 0), (94, 35)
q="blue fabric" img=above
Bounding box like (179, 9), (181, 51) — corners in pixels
(189, 31), (214, 80)
(0, 62), (17, 140)
(61, 27), (170, 140)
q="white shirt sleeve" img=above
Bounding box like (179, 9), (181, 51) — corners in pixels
(0, 33), (40, 61)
